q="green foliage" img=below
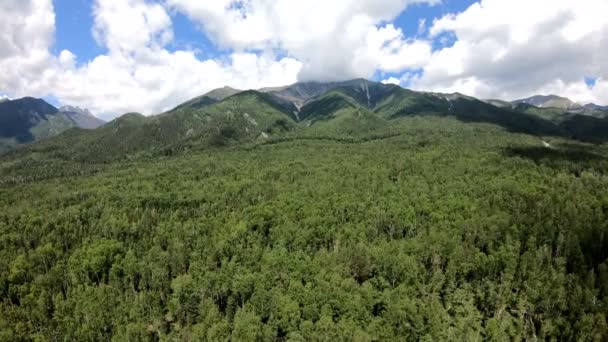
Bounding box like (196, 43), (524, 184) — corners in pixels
(1, 114), (608, 340)
(299, 91), (358, 121)
(560, 115), (608, 143)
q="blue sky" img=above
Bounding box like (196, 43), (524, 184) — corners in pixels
(1, 0), (606, 117)
(53, 0), (102, 63)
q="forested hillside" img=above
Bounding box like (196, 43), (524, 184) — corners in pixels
(1, 111), (608, 340)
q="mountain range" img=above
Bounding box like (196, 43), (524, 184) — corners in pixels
(1, 79), (607, 158)
(485, 94), (608, 117)
(0, 98), (104, 153)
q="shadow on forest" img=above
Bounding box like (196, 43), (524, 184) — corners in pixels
(504, 144), (607, 174)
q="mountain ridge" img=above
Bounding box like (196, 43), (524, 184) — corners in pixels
(2, 80), (608, 157)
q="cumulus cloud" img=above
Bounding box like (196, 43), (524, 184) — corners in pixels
(0, 0), (302, 116)
(92, 0), (174, 52)
(166, 0), (438, 81)
(410, 0), (608, 104)
(0, 0), (56, 96)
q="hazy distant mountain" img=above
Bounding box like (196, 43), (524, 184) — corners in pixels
(59, 105), (105, 129)
(511, 95), (608, 114)
(512, 95), (583, 110)
(584, 103), (608, 111)
(512, 95), (608, 121)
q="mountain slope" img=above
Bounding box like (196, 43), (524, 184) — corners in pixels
(446, 96), (565, 136)
(263, 81), (608, 144)
(158, 90), (297, 150)
(513, 102), (608, 142)
(368, 87), (565, 137)
(265, 78), (391, 109)
(0, 97), (77, 153)
(268, 80), (565, 138)
(298, 91), (389, 137)
(559, 115), (608, 143)
(513, 103), (570, 122)
(13, 91), (297, 162)
(264, 80), (567, 138)
(299, 91), (359, 121)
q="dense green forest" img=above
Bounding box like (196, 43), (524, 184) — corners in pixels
(1, 113), (608, 340)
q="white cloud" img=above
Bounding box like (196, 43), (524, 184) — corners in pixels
(166, 0), (438, 81)
(0, 0), (302, 117)
(0, 0), (56, 97)
(381, 77), (401, 85)
(412, 0), (608, 104)
(92, 0), (173, 53)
